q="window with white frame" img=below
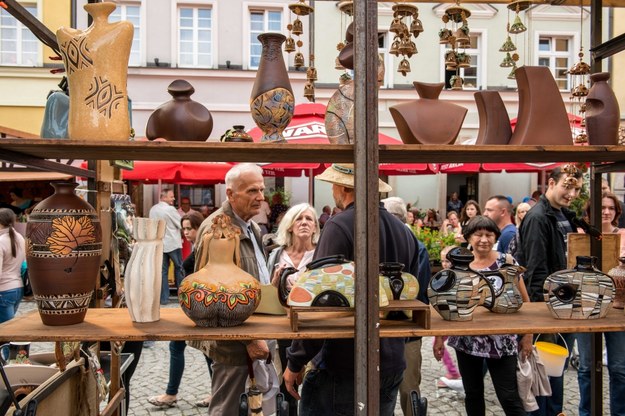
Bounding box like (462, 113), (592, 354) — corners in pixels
(178, 7), (212, 68)
(0, 4), (39, 66)
(249, 9), (282, 69)
(443, 33), (482, 90)
(537, 36), (573, 90)
(110, 4), (141, 66)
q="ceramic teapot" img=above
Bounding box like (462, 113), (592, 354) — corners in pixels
(278, 255), (419, 308)
(480, 263), (525, 314)
(544, 256), (614, 320)
(427, 247), (493, 321)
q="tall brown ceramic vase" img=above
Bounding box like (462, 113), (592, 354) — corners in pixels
(26, 182), (102, 325)
(250, 33), (294, 143)
(586, 72), (621, 145)
(56, 2), (133, 141)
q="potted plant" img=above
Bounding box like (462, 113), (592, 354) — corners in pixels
(411, 226), (457, 271)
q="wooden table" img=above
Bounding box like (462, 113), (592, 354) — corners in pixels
(3, 303), (625, 341)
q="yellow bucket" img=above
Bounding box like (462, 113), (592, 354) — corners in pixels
(535, 340), (569, 377)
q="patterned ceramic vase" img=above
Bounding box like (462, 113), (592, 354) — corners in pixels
(124, 218), (165, 323)
(427, 247), (492, 321)
(145, 79), (213, 141)
(26, 182), (102, 325)
(608, 257), (625, 309)
(544, 256), (614, 319)
(56, 2), (133, 140)
(178, 215), (260, 327)
(278, 255), (390, 308)
(380, 262), (420, 320)
(480, 264), (524, 314)
(249, 33), (294, 143)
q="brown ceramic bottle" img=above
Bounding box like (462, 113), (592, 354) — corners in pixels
(586, 72), (620, 146)
(26, 182), (102, 325)
(145, 79), (214, 141)
(250, 33), (294, 143)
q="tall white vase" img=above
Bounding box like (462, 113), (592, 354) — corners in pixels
(124, 217), (165, 322)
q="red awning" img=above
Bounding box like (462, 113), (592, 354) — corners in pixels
(81, 161), (233, 184)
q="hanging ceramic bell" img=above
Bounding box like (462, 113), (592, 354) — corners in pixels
(500, 52), (514, 68)
(450, 75), (464, 90)
(569, 60), (591, 75)
(439, 28), (452, 44)
(509, 14), (527, 34)
(499, 36), (517, 52)
(572, 83), (589, 97)
(389, 39), (401, 56)
(294, 51), (305, 68)
(335, 56), (345, 70)
(398, 58), (411, 76)
(292, 18), (303, 36)
(410, 18), (424, 37)
(445, 50), (457, 66)
(455, 26), (470, 47)
(507, 65), (517, 80)
(389, 17), (403, 34)
(457, 53), (470, 68)
(306, 66), (317, 81)
(574, 131), (588, 144)
(303, 82), (315, 101)
(285, 36), (296, 53)
(398, 37), (412, 56)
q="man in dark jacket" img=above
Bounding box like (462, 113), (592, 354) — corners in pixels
(518, 164), (581, 416)
(283, 164), (424, 416)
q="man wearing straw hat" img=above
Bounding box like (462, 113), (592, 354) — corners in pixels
(283, 163), (423, 416)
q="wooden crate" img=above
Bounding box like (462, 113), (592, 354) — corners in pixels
(567, 233), (621, 273)
(288, 300), (430, 332)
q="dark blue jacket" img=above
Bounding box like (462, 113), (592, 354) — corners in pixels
(287, 202), (423, 378)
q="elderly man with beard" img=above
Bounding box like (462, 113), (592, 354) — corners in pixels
(283, 163), (422, 416)
(194, 163), (273, 415)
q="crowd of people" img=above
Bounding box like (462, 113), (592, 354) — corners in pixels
(4, 163), (625, 415)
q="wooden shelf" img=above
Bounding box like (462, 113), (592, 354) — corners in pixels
(1, 139), (625, 164)
(2, 303), (625, 342)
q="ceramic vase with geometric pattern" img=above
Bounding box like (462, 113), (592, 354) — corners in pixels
(26, 182), (102, 326)
(56, 2), (133, 140)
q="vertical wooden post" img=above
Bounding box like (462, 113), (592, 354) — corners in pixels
(590, 166), (603, 416)
(353, 0), (379, 414)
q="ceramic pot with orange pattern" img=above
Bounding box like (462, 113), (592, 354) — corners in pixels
(178, 214), (260, 327)
(26, 182), (102, 326)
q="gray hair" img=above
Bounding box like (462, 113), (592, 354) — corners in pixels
(382, 196), (407, 223)
(274, 203), (320, 247)
(225, 163), (264, 190)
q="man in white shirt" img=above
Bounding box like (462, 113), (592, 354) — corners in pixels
(149, 189), (183, 305)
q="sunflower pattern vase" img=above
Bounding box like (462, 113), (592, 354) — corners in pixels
(178, 215), (260, 327)
(249, 33), (294, 143)
(56, 2), (133, 141)
(26, 182), (102, 325)
(544, 256), (614, 320)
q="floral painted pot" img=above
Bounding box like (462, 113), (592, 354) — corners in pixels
(26, 182), (102, 325)
(178, 215), (260, 327)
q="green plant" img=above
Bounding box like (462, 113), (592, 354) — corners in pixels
(267, 187), (292, 206)
(412, 226), (457, 262)
(569, 169), (590, 218)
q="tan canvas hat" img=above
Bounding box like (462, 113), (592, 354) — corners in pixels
(316, 163), (392, 193)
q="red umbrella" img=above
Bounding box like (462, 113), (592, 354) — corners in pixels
(81, 161), (233, 184)
(438, 163), (481, 173)
(480, 162), (561, 173)
(379, 163), (438, 175)
(247, 103), (406, 176)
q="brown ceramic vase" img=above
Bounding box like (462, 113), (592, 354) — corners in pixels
(178, 215), (260, 327)
(26, 182), (102, 325)
(145, 79), (213, 141)
(390, 82), (468, 145)
(586, 72), (620, 146)
(56, 2), (133, 141)
(250, 33), (294, 143)
(608, 257), (625, 309)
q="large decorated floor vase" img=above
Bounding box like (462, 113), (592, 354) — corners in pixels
(178, 215), (260, 327)
(544, 256), (614, 319)
(26, 182), (102, 325)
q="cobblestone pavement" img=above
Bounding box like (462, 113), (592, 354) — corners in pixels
(17, 299), (607, 415)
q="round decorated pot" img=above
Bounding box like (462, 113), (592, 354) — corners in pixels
(26, 182), (102, 325)
(178, 215), (260, 327)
